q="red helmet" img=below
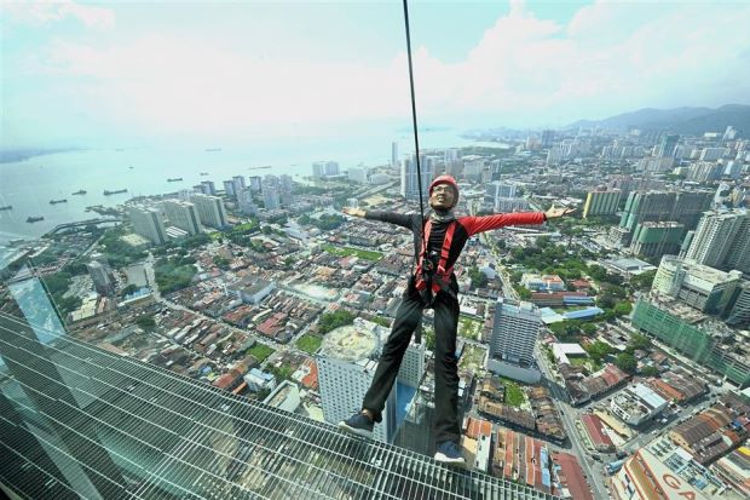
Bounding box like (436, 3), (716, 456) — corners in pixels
(429, 175), (459, 205)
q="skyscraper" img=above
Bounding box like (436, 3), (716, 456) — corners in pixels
(128, 205), (167, 245)
(582, 189), (622, 218)
(237, 188), (257, 216)
(400, 154), (434, 201)
(656, 134), (679, 158)
(487, 298), (542, 383)
(222, 179), (236, 197)
(162, 199), (202, 235)
(391, 141), (399, 166)
(87, 260), (115, 295)
(191, 194), (228, 228)
(684, 210), (750, 273)
(317, 322), (398, 443)
(618, 190), (712, 245)
(199, 180), (216, 195)
(261, 176), (280, 210)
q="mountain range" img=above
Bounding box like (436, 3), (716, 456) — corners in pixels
(568, 104), (750, 136)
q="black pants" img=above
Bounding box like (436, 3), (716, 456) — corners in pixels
(362, 284), (461, 445)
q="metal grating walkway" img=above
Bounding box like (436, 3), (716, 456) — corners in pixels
(0, 310), (557, 500)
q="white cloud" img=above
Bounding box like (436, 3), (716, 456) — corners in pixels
(8, 0), (750, 143)
(2, 0), (114, 29)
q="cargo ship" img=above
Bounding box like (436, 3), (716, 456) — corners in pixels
(26, 216), (44, 223)
(72, 189), (87, 195)
(167, 177), (183, 182)
(205, 148), (222, 152)
(0, 205), (12, 211)
(49, 199), (67, 204)
(103, 189), (128, 196)
(200, 172), (209, 176)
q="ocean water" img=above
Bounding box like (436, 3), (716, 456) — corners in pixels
(0, 127), (498, 246)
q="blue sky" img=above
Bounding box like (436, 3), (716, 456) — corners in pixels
(2, 0), (749, 148)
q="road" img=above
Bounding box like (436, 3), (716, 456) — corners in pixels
(536, 349), (609, 499)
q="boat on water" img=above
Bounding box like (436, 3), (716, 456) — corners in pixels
(205, 148), (222, 152)
(72, 189), (87, 195)
(128, 166), (134, 169)
(26, 216), (44, 223)
(49, 199), (67, 204)
(103, 189), (128, 196)
(167, 177), (183, 182)
(0, 205), (12, 211)
(200, 172), (209, 176)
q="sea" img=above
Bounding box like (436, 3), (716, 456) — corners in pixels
(0, 126), (506, 252)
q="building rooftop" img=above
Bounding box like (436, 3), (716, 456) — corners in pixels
(318, 324), (379, 362)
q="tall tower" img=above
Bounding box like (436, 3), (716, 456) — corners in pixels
(400, 155), (433, 201)
(162, 200), (202, 235)
(487, 298), (542, 383)
(191, 194), (227, 228)
(656, 134), (679, 158)
(685, 210), (750, 272)
(128, 206), (167, 245)
(391, 141), (399, 166)
(317, 323), (398, 443)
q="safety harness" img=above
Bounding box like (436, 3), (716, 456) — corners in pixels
(414, 219), (457, 305)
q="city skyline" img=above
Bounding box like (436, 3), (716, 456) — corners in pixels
(3, 0), (750, 148)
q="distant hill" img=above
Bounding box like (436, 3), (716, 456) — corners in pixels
(568, 104), (750, 136)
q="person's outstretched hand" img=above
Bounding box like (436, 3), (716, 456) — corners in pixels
(342, 207), (366, 217)
(545, 204), (576, 219)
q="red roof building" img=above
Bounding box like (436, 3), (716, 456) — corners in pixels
(581, 414), (615, 452)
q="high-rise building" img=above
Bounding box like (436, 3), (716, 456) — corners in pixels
(726, 281), (750, 326)
(0, 276), (551, 500)
(249, 175), (262, 192)
(232, 175), (246, 195)
(162, 199), (202, 235)
(261, 177), (280, 210)
(279, 174), (294, 207)
(87, 260), (115, 295)
(325, 161), (340, 177)
(632, 300), (750, 388)
(199, 180), (216, 195)
(699, 147), (728, 161)
(652, 256), (742, 315)
(656, 134), (679, 158)
(222, 179), (236, 197)
(236, 188), (257, 216)
(487, 298), (542, 383)
(629, 221), (684, 259)
(317, 321), (398, 443)
(684, 210), (750, 273)
(191, 194), (228, 228)
(582, 189), (622, 218)
(485, 181), (518, 202)
(400, 155), (434, 200)
(128, 205), (167, 245)
(619, 190), (712, 245)
(391, 141), (399, 166)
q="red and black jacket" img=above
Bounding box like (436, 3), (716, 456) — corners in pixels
(365, 211), (546, 295)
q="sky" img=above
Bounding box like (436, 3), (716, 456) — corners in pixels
(2, 0), (750, 148)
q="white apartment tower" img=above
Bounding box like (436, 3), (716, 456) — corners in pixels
(162, 200), (202, 235)
(400, 155), (434, 200)
(684, 210), (750, 273)
(317, 319), (424, 444)
(191, 194), (228, 229)
(487, 298), (542, 383)
(128, 206), (167, 245)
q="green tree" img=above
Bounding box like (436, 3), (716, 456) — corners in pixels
(136, 316), (156, 331)
(615, 352), (637, 374)
(629, 333), (651, 351)
(318, 310), (355, 334)
(614, 301), (633, 317)
(640, 366), (660, 377)
(213, 256), (230, 270)
(585, 340), (615, 363)
(630, 270), (656, 291)
(121, 284), (139, 296)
